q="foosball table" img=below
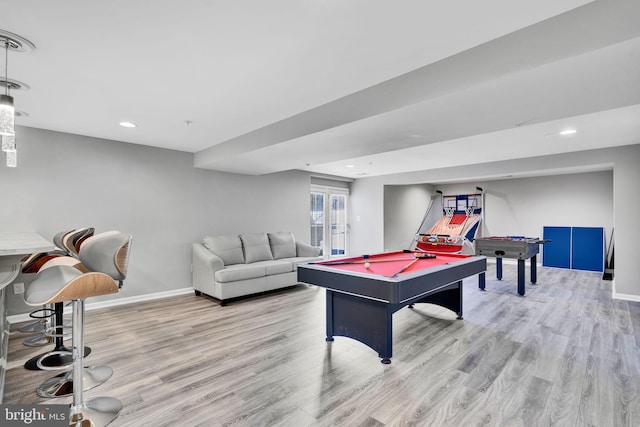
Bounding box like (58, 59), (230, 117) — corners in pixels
(475, 236), (546, 296)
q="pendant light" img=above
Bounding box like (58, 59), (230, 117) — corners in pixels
(2, 132), (16, 166)
(0, 30), (35, 167)
(1, 133), (15, 151)
(5, 145), (16, 167)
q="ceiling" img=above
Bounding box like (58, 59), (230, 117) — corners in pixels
(4, 0), (640, 179)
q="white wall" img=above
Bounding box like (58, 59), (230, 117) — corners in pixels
(612, 145), (640, 298)
(3, 127), (638, 312)
(383, 184), (434, 251)
(350, 145), (640, 300)
(379, 172), (613, 259)
(441, 172), (613, 240)
(0, 127), (312, 315)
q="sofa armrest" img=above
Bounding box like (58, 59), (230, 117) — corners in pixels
(296, 241), (321, 257)
(192, 243), (224, 291)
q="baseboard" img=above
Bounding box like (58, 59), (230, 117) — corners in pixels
(612, 280), (640, 302)
(7, 287), (195, 324)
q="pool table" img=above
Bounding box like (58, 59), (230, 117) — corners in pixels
(297, 250), (486, 364)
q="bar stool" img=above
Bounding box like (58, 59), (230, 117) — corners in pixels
(18, 230), (75, 339)
(23, 229), (95, 370)
(25, 231), (131, 427)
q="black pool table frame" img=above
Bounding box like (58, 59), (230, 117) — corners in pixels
(297, 255), (486, 364)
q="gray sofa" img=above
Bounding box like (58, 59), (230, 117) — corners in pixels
(192, 232), (321, 305)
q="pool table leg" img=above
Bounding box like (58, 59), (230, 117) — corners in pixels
(325, 290), (394, 364)
(325, 291), (335, 342)
(478, 272), (486, 291)
(496, 257), (503, 280)
(457, 280), (463, 320)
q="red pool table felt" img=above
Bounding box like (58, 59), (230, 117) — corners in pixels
(312, 251), (473, 277)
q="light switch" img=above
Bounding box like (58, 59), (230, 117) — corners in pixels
(13, 282), (25, 294)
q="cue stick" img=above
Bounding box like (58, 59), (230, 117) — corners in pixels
(319, 257), (421, 266)
(318, 252), (435, 266)
(387, 257), (421, 278)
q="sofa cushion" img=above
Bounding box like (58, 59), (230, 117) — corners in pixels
(240, 233), (274, 263)
(215, 264), (266, 283)
(252, 260), (294, 275)
(281, 256), (322, 269)
(268, 232), (297, 259)
(203, 235), (244, 266)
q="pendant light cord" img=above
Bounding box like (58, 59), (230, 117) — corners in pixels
(4, 40), (8, 96)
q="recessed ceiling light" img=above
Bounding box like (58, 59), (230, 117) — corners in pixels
(119, 121), (136, 128)
(346, 165), (355, 168)
(559, 129), (576, 135)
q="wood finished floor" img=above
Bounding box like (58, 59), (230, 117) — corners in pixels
(4, 264), (640, 426)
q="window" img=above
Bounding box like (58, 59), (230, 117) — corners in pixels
(310, 185), (349, 257)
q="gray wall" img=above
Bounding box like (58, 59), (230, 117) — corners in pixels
(383, 171), (614, 258)
(612, 146), (640, 298)
(1, 127), (312, 315)
(351, 145), (640, 300)
(4, 126), (638, 312)
(441, 173), (614, 240)
(383, 184), (433, 251)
